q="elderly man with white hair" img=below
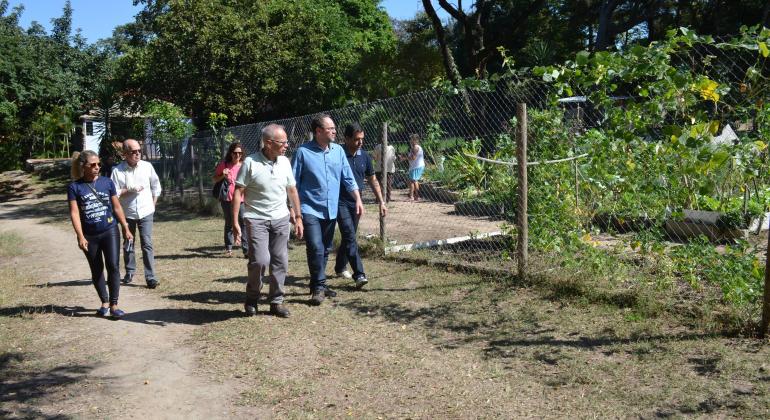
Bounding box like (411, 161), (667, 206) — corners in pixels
(110, 139), (162, 289)
(232, 124), (303, 318)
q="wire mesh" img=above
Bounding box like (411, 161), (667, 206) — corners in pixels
(152, 36), (769, 314)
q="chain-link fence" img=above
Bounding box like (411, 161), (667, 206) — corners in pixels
(150, 33), (770, 329)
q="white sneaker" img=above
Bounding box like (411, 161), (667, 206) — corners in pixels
(336, 270), (352, 279)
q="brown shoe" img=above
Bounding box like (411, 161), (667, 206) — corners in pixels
(310, 290), (325, 306)
(269, 303), (290, 318)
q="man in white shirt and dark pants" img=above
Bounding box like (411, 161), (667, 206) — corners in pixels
(111, 139), (162, 289)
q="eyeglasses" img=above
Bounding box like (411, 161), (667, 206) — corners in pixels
(320, 126), (336, 131)
(127, 149), (141, 155)
(269, 139), (288, 146)
(85, 163), (101, 168)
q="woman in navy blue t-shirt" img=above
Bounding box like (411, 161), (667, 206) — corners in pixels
(68, 150), (133, 318)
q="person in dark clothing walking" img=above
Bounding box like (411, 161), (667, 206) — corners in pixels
(334, 123), (388, 289)
(68, 150), (133, 319)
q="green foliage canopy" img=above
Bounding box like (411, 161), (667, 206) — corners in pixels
(0, 0), (115, 169)
(120, 0), (398, 124)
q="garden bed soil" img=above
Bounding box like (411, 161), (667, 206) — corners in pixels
(454, 200), (506, 218)
(418, 181), (460, 204)
(664, 219), (747, 243)
(356, 189), (504, 246)
(592, 213), (654, 233)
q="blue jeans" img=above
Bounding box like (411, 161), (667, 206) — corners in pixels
(220, 200), (248, 255)
(334, 201), (364, 279)
(302, 213), (337, 292)
(124, 213), (157, 282)
(84, 225), (121, 305)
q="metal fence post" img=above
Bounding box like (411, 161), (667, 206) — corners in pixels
(379, 121), (388, 251)
(516, 103), (528, 282)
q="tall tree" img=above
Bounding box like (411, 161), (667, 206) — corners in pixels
(0, 0), (109, 169)
(120, 0), (397, 123)
(421, 0), (462, 86)
(594, 0), (660, 51)
(423, 0), (547, 79)
(50, 0), (72, 45)
(350, 13), (444, 99)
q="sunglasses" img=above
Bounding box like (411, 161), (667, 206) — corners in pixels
(232, 151), (243, 155)
(128, 149), (141, 155)
(85, 162), (101, 168)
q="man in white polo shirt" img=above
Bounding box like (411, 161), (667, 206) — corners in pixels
(111, 138), (162, 289)
(232, 124), (303, 318)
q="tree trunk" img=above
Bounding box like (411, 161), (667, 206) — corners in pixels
(595, 0), (619, 51)
(422, 0), (462, 87)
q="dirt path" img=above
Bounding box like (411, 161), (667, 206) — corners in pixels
(0, 189), (260, 418)
(4, 171), (769, 418)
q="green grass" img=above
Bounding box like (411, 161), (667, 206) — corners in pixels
(147, 201), (770, 417)
(2, 179), (769, 418)
(0, 231), (23, 258)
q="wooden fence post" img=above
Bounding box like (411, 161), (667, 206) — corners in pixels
(516, 103), (528, 282)
(761, 227), (770, 338)
(176, 140), (184, 198)
(379, 122), (388, 251)
(193, 141), (204, 208)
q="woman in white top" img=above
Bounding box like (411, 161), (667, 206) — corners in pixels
(406, 134), (425, 201)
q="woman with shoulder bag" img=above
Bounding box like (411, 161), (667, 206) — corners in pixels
(213, 142), (248, 257)
(68, 150), (133, 319)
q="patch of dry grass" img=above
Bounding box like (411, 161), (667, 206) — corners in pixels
(0, 249), (104, 418)
(3, 179), (768, 418)
(0, 176), (120, 418)
(149, 202), (770, 418)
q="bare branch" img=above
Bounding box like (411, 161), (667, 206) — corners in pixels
(437, 0), (465, 21)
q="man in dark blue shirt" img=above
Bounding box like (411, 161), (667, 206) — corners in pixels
(335, 123), (388, 289)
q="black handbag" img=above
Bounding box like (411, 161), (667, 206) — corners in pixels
(213, 177), (231, 201)
(211, 179), (224, 198)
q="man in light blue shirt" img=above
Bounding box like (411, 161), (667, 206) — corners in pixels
(292, 114), (363, 305)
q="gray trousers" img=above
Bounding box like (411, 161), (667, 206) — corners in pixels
(124, 213), (157, 281)
(244, 215), (290, 304)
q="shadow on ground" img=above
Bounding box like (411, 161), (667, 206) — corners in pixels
(0, 352), (93, 419)
(154, 245), (225, 260)
(212, 275), (247, 284)
(336, 297), (740, 360)
(165, 290), (244, 305)
(31, 279), (92, 288)
(167, 276), (311, 306)
(0, 305), (93, 318)
(154, 203), (218, 223)
(0, 198), (68, 224)
(121, 308), (243, 326)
